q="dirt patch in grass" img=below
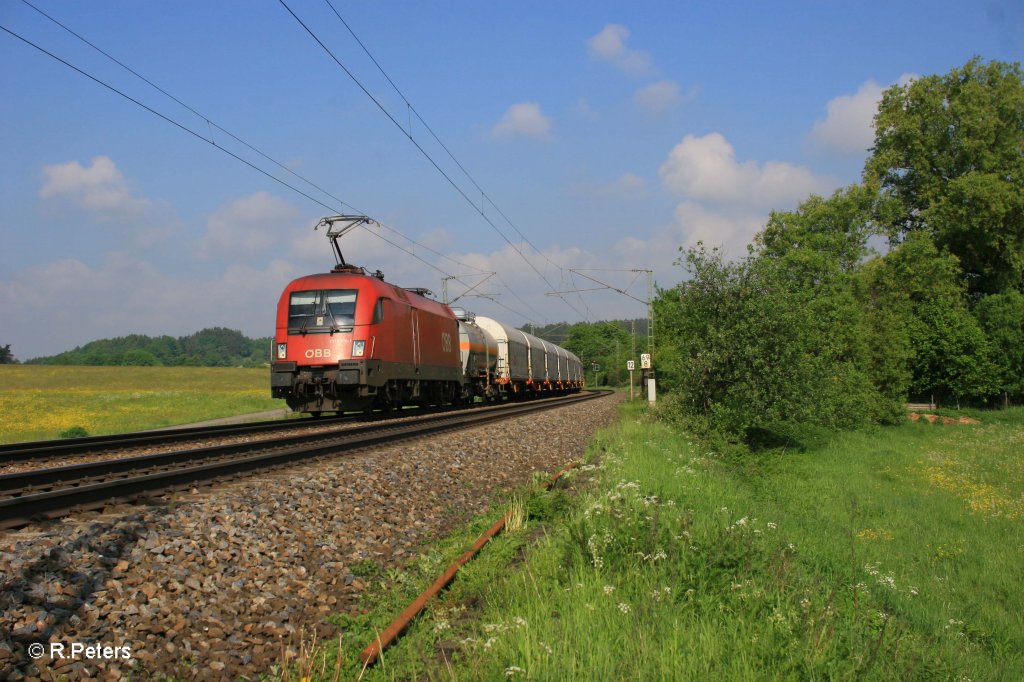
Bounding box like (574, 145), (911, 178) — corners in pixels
(908, 412), (980, 425)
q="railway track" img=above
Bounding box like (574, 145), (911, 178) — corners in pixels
(0, 411), (357, 465)
(0, 391), (605, 530)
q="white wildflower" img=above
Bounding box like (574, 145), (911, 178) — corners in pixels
(505, 665), (525, 676)
(618, 602), (631, 614)
(603, 585), (616, 595)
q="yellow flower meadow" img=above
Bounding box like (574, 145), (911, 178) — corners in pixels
(856, 528), (895, 541)
(922, 463), (1022, 520)
(0, 365), (282, 443)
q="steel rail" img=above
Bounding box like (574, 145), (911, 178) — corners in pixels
(0, 392), (605, 529)
(0, 392), (591, 464)
(0, 412), (349, 464)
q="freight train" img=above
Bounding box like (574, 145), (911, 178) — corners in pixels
(270, 216), (584, 415)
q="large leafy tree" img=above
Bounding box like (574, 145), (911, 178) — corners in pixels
(867, 58), (1024, 295)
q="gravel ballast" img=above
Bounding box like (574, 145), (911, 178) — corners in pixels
(0, 394), (622, 680)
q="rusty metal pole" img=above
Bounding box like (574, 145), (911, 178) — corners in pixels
(359, 461), (581, 666)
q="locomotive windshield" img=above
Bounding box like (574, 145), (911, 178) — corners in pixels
(288, 289), (357, 333)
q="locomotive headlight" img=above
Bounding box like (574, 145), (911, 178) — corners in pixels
(277, 343), (287, 360)
(351, 340), (366, 358)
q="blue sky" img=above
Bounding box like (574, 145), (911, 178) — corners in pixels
(1, 0), (1020, 358)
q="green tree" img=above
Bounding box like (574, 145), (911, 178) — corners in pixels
(867, 57), (1024, 295)
(563, 322), (632, 386)
(28, 328), (271, 366)
(909, 298), (995, 406)
(656, 189), (884, 439)
(973, 291), (1024, 402)
(119, 349), (163, 366)
(866, 233), (996, 405)
(0, 344), (16, 364)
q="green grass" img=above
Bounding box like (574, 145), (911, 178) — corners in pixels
(304, 401), (1024, 680)
(0, 365), (286, 443)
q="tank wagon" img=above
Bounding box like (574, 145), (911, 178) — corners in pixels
(271, 216), (584, 415)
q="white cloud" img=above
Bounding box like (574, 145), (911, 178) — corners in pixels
(634, 80), (682, 114)
(196, 191), (302, 260)
(587, 24), (652, 76)
(40, 156), (148, 220)
(38, 155), (179, 247)
(659, 132), (837, 209)
(808, 74), (918, 155)
(491, 102), (552, 140)
(611, 202), (767, 272)
(667, 202), (765, 255)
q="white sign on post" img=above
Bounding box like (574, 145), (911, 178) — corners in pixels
(626, 360), (635, 371)
(640, 353), (651, 369)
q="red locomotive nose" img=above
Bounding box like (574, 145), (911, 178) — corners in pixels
(272, 269), (464, 415)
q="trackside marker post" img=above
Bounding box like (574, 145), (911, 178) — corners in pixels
(640, 354), (655, 405)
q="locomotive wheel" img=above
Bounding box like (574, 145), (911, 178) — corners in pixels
(310, 411), (322, 419)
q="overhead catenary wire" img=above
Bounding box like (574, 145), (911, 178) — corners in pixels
(278, 0), (586, 322)
(9, 2), (592, 328)
(322, 0), (570, 279)
(15, 0), (579, 326)
(21, 0), (553, 320)
(15, 0), (492, 282)
(2, 11), (495, 290)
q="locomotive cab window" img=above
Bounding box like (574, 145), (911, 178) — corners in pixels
(288, 289), (357, 333)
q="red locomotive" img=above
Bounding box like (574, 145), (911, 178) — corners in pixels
(271, 216), (583, 415)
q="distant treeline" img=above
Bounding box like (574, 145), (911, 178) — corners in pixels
(27, 328), (271, 367)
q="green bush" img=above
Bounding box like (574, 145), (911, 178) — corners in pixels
(58, 426), (89, 439)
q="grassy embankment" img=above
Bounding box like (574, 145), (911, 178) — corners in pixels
(0, 365), (285, 443)
(299, 400), (1023, 680)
